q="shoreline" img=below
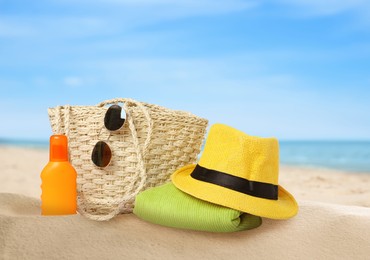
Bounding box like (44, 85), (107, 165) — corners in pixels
(1, 145), (370, 259)
(0, 145), (369, 208)
(280, 163), (370, 175)
(1, 143), (370, 174)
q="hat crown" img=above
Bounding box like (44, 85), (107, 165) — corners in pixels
(198, 124), (279, 185)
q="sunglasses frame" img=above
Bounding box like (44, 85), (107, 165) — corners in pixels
(91, 104), (127, 168)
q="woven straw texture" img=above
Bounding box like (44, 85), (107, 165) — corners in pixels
(48, 98), (208, 221)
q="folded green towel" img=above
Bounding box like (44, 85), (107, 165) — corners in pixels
(133, 183), (262, 232)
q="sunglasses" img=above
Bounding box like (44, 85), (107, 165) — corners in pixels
(91, 104), (126, 167)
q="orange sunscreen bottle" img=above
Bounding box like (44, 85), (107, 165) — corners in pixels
(41, 135), (77, 215)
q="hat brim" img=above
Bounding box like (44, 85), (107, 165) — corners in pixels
(171, 164), (298, 220)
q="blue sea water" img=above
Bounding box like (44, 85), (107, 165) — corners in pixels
(1, 138), (369, 173)
(279, 141), (370, 173)
(0, 138), (48, 149)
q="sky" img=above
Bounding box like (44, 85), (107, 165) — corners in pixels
(1, 0), (370, 141)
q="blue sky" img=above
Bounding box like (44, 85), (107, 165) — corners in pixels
(1, 0), (370, 140)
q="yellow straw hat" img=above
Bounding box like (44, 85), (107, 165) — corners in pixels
(171, 124), (298, 219)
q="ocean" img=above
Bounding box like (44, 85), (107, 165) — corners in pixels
(0, 138), (49, 149)
(1, 139), (369, 173)
(279, 141), (370, 173)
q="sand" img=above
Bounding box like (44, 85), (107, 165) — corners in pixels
(1, 145), (370, 259)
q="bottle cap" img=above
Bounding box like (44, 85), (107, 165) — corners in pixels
(50, 135), (69, 161)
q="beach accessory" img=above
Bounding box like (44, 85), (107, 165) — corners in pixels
(91, 104), (126, 167)
(133, 183), (262, 232)
(41, 135), (77, 216)
(48, 98), (208, 221)
(172, 124), (298, 219)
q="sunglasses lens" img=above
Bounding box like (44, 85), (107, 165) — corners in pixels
(104, 104), (125, 131)
(91, 141), (112, 167)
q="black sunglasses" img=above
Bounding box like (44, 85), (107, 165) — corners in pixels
(91, 105), (126, 167)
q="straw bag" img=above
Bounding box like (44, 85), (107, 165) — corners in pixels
(48, 98), (208, 221)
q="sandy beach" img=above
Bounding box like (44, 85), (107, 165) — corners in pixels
(1, 145), (370, 259)
(1, 145), (369, 207)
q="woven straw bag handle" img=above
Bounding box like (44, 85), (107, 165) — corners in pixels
(53, 98), (153, 220)
(53, 105), (71, 136)
(94, 98), (153, 218)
